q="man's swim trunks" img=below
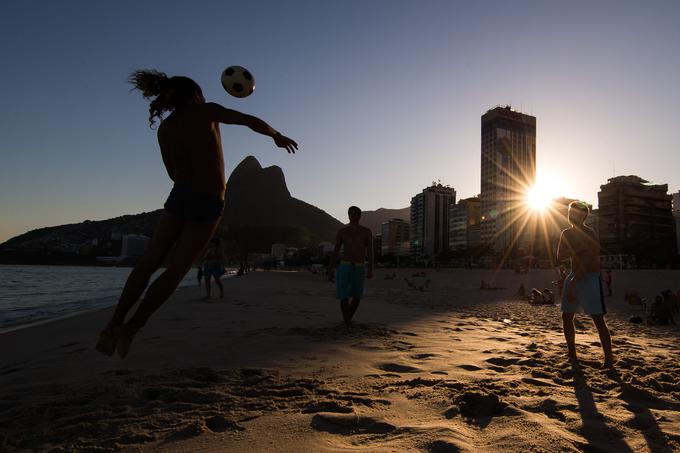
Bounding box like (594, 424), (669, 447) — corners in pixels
(561, 272), (606, 315)
(203, 263), (225, 279)
(336, 260), (365, 300)
(164, 184), (224, 222)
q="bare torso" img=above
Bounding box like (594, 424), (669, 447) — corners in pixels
(157, 104), (226, 199)
(338, 225), (372, 263)
(559, 225), (600, 277)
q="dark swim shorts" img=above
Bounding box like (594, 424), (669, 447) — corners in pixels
(164, 184), (224, 222)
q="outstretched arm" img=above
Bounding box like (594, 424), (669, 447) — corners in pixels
(204, 103), (298, 153)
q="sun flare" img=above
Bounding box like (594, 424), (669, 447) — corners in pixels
(525, 175), (564, 212)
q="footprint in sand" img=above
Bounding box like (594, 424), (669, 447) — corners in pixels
(486, 357), (520, 367)
(311, 412), (397, 435)
(378, 363), (422, 373)
(458, 364), (483, 371)
(431, 371), (448, 376)
(521, 377), (558, 387)
(59, 341), (79, 348)
(411, 353), (437, 360)
(426, 439), (464, 452)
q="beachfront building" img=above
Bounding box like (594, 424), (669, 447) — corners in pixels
(448, 197), (481, 252)
(381, 219), (410, 258)
(410, 183), (456, 262)
(271, 243), (286, 260)
(480, 106), (536, 259)
(120, 234), (149, 260)
(673, 191), (680, 255)
(598, 175), (677, 267)
(373, 234), (382, 260)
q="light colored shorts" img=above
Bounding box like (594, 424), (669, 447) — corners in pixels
(336, 261), (365, 300)
(561, 272), (606, 315)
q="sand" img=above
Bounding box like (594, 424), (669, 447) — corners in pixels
(1, 269), (679, 452)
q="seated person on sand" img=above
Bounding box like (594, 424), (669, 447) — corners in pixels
(557, 201), (614, 368)
(647, 293), (676, 326)
(327, 206), (374, 328)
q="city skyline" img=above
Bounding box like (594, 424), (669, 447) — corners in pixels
(2, 1), (680, 244)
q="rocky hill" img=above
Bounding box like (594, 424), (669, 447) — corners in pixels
(0, 156), (344, 263)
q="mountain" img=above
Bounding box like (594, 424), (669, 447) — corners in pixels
(0, 156), (344, 262)
(217, 156), (344, 254)
(359, 207), (410, 235)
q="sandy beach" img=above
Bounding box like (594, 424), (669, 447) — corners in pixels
(1, 269), (679, 452)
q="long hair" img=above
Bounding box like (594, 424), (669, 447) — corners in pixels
(128, 70), (203, 128)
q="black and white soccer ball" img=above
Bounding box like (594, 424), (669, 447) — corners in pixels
(221, 65), (255, 98)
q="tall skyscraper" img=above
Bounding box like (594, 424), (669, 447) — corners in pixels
(410, 183), (456, 261)
(480, 106), (536, 256)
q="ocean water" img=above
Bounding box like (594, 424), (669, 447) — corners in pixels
(0, 264), (199, 332)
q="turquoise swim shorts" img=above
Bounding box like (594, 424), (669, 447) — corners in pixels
(561, 272), (606, 315)
(336, 261), (365, 300)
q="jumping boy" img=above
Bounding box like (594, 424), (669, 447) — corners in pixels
(328, 206), (373, 328)
(557, 201), (614, 368)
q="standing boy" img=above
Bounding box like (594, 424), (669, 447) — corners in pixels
(328, 206), (374, 327)
(557, 201), (614, 368)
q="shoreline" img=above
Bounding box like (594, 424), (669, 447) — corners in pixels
(0, 273), (235, 335)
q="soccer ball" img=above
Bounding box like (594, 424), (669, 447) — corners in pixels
(221, 66), (255, 98)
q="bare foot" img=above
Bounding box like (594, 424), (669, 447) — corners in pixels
(601, 358), (615, 369)
(95, 326), (117, 356)
(568, 353), (579, 366)
(113, 322), (141, 359)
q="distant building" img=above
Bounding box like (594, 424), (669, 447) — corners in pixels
(318, 241), (334, 257)
(480, 106), (536, 257)
(448, 197), (481, 252)
(381, 219), (410, 257)
(673, 190), (680, 215)
(373, 234), (382, 259)
(598, 175), (677, 266)
(410, 183), (456, 261)
(120, 234), (149, 259)
(271, 243), (286, 260)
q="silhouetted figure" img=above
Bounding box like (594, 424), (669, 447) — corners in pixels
(196, 266), (203, 286)
(237, 262), (245, 277)
(557, 201), (614, 369)
(328, 206), (374, 328)
(515, 283), (526, 298)
(96, 69), (297, 359)
(648, 293), (675, 325)
(204, 238), (225, 298)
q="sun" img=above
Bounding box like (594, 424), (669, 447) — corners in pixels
(525, 175), (563, 212)
(526, 185), (552, 211)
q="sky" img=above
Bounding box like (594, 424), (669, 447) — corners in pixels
(1, 0), (679, 243)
